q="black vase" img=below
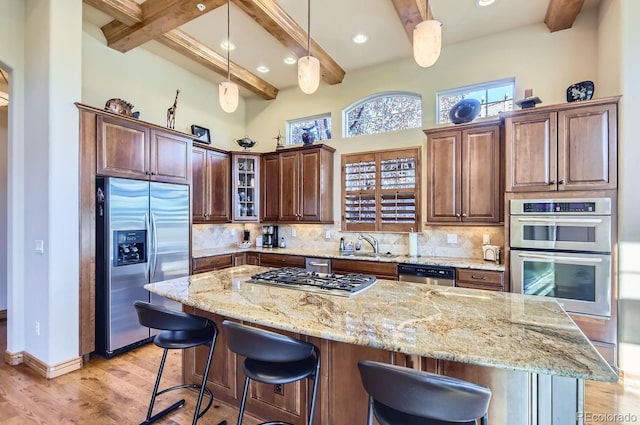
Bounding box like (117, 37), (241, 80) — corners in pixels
(301, 131), (314, 145)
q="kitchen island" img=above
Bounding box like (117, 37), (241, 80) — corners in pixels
(145, 265), (616, 425)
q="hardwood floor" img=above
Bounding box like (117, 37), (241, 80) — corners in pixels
(1, 319), (639, 424)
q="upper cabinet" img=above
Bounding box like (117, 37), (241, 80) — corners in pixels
(262, 144), (335, 224)
(425, 122), (502, 224)
(192, 144), (230, 223)
(97, 114), (191, 185)
(232, 153), (260, 222)
(342, 147), (421, 232)
(504, 98), (618, 192)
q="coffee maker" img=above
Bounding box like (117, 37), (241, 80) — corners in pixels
(262, 225), (279, 248)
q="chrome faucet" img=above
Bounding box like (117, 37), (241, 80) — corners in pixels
(358, 234), (379, 254)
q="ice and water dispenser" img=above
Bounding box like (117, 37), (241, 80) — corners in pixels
(114, 230), (147, 266)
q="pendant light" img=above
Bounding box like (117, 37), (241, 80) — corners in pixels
(298, 0), (320, 94)
(219, 0), (239, 113)
(413, 0), (442, 68)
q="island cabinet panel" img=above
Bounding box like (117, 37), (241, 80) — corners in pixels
(192, 145), (230, 223)
(192, 254), (234, 274)
(331, 258), (398, 280)
(505, 98), (618, 192)
(425, 122), (502, 224)
(259, 253), (306, 268)
(183, 310), (240, 404)
(96, 115), (191, 184)
(455, 268), (505, 292)
(261, 153), (280, 222)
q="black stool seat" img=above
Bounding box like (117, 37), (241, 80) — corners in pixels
(134, 301), (218, 425)
(222, 320), (320, 425)
(358, 360), (492, 425)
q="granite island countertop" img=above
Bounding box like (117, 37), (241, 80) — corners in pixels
(192, 246), (506, 271)
(145, 265), (615, 382)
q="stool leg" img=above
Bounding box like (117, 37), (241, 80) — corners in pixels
(307, 350), (321, 425)
(237, 375), (251, 425)
(366, 396), (374, 425)
(192, 333), (217, 425)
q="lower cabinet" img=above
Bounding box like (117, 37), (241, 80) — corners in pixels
(455, 268), (504, 291)
(259, 253), (306, 268)
(192, 254), (234, 274)
(332, 258), (398, 280)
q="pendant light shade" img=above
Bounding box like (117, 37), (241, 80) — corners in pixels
(298, 55), (320, 94)
(298, 0), (320, 94)
(219, 81), (239, 113)
(413, 18), (442, 68)
(219, 0), (239, 113)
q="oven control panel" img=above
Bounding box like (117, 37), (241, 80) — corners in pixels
(523, 201), (596, 213)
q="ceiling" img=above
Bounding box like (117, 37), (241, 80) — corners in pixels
(82, 0), (599, 100)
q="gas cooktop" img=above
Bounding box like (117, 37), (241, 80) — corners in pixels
(247, 267), (377, 297)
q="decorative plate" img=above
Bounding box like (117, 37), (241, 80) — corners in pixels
(566, 81), (594, 102)
(449, 98), (481, 124)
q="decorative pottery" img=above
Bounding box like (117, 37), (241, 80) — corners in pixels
(566, 81), (594, 102)
(235, 137), (256, 151)
(449, 98), (481, 124)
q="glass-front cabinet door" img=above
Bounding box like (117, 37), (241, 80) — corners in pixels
(232, 154), (260, 221)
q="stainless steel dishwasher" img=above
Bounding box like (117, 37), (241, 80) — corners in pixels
(305, 257), (332, 274)
(398, 263), (455, 286)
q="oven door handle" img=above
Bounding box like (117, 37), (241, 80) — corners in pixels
(514, 217), (604, 224)
(516, 252), (603, 263)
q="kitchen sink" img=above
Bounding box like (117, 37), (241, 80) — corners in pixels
(341, 252), (398, 259)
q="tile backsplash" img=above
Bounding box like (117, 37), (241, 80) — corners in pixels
(193, 223), (504, 260)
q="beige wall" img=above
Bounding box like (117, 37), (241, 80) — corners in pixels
(0, 106), (6, 311)
(81, 23), (245, 151)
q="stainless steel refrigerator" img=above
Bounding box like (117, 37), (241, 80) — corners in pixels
(95, 177), (190, 358)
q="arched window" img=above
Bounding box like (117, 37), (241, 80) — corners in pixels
(343, 92), (422, 138)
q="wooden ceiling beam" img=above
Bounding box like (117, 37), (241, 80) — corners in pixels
(231, 0), (345, 85)
(83, 0), (141, 26)
(544, 0), (585, 32)
(83, 0), (278, 100)
(159, 30), (279, 100)
(390, 0), (433, 43)
(101, 0), (227, 53)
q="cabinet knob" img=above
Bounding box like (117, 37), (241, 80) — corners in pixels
(456, 213), (461, 217)
(559, 179), (565, 185)
(549, 180), (556, 185)
(462, 213), (467, 217)
(471, 275), (487, 280)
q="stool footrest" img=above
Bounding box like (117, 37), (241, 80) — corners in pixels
(147, 383), (214, 422)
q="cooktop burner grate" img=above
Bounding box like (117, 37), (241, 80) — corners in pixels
(247, 267), (377, 297)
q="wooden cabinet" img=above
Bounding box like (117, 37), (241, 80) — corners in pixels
(425, 121), (502, 224)
(455, 268), (504, 292)
(259, 253), (306, 268)
(262, 145), (334, 223)
(279, 145), (334, 223)
(332, 258), (398, 280)
(261, 152), (280, 222)
(342, 147), (421, 232)
(192, 145), (230, 223)
(232, 153), (260, 221)
(192, 254), (234, 274)
(233, 251), (260, 266)
(97, 114), (191, 184)
(504, 98), (618, 192)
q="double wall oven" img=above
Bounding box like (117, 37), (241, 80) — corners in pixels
(510, 198), (612, 317)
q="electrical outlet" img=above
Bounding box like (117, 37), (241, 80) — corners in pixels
(483, 234), (491, 245)
(325, 230), (331, 239)
(35, 240), (44, 254)
(35, 321), (40, 336)
(447, 234), (458, 244)
(291, 229), (297, 237)
(231, 228), (236, 236)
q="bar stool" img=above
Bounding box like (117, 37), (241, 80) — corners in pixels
(358, 360), (492, 425)
(134, 301), (218, 425)
(222, 320), (320, 425)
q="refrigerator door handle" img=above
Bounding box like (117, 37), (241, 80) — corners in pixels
(151, 212), (159, 279)
(144, 212), (151, 281)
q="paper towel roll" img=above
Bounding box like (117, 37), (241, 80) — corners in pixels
(409, 232), (418, 257)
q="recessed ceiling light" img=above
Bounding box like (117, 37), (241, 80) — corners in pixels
(196, 3), (206, 12)
(283, 56), (297, 65)
(257, 65), (270, 73)
(352, 34), (368, 44)
(477, 0), (495, 6)
(220, 40), (236, 51)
